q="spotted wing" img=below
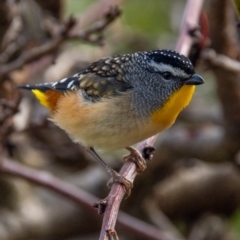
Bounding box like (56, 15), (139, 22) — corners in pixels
(76, 55), (133, 101)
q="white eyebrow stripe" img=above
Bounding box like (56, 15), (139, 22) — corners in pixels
(149, 61), (190, 78)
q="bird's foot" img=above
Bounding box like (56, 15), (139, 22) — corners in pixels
(88, 147), (133, 198)
(107, 168), (133, 197)
(123, 146), (147, 173)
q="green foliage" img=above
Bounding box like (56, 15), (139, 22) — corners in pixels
(122, 0), (172, 36)
(233, 0), (240, 17)
(231, 210), (240, 238)
(64, 0), (95, 16)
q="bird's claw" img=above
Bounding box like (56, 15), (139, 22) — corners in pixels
(123, 146), (147, 173)
(107, 169), (133, 198)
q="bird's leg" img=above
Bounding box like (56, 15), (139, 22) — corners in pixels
(88, 147), (133, 194)
(123, 146), (147, 173)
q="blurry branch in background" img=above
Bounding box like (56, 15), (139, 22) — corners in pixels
(201, 49), (240, 72)
(0, 157), (170, 240)
(205, 0), (240, 153)
(69, 6), (121, 44)
(0, 6), (121, 80)
(0, 92), (21, 153)
(71, 0), (124, 31)
(99, 0), (204, 239)
(0, 16), (74, 79)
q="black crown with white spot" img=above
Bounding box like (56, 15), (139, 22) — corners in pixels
(141, 49), (194, 75)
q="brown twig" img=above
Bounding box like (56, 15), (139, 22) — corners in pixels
(71, 0), (124, 31)
(0, 91), (21, 153)
(201, 48), (240, 72)
(69, 6), (121, 43)
(0, 157), (171, 240)
(0, 17), (75, 78)
(0, 94), (21, 125)
(99, 0), (205, 239)
(0, 7), (121, 79)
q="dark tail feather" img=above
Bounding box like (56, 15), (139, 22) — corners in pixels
(17, 84), (51, 92)
(17, 76), (79, 93)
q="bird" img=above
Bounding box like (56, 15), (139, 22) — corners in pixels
(18, 49), (204, 192)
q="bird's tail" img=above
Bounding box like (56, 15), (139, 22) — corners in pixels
(18, 76), (79, 112)
(18, 83), (63, 112)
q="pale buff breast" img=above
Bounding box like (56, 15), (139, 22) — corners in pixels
(52, 91), (166, 150)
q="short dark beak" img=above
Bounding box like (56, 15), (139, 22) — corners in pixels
(184, 74), (204, 85)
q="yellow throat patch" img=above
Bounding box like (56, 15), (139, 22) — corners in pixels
(151, 85), (195, 128)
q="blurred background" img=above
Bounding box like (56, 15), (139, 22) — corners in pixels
(0, 0), (240, 239)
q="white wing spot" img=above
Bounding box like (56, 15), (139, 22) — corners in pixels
(67, 80), (74, 88)
(60, 78), (67, 83)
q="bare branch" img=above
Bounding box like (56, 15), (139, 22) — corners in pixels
(201, 48), (240, 72)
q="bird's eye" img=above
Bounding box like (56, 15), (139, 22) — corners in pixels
(162, 71), (173, 80)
